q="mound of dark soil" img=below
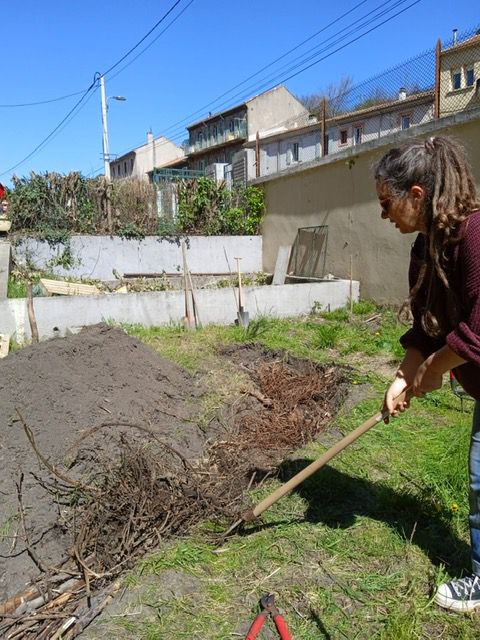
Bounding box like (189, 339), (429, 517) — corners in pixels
(0, 330), (351, 638)
(0, 325), (207, 603)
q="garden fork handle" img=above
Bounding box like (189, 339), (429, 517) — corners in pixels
(244, 388), (410, 521)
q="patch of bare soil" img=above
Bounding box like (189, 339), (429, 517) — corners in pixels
(0, 329), (349, 639)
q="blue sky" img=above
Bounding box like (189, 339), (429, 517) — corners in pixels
(0, 0), (477, 185)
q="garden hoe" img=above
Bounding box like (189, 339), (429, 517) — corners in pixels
(223, 388), (410, 538)
(235, 256), (250, 327)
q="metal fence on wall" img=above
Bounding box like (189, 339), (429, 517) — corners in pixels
(257, 24), (480, 174)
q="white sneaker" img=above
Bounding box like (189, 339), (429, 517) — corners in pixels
(434, 575), (480, 613)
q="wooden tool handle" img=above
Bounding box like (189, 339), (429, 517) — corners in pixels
(251, 387), (410, 519)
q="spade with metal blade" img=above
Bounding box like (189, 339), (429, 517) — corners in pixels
(234, 256), (249, 327)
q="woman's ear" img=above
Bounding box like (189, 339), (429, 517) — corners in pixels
(410, 185), (425, 201)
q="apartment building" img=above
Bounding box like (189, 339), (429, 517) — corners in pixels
(110, 132), (185, 181)
(184, 86), (307, 172)
(244, 89), (434, 179)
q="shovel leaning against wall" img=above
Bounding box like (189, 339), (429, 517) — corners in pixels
(234, 257), (249, 327)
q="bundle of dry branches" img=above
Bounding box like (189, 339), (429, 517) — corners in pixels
(238, 361), (347, 450)
(0, 361), (347, 638)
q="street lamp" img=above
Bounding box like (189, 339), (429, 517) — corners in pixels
(99, 74), (126, 180)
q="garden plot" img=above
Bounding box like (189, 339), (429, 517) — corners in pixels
(0, 325), (348, 639)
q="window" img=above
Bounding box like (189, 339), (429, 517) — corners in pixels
(229, 120), (235, 133)
(286, 142), (300, 165)
(340, 129), (348, 144)
(130, 158), (134, 170)
(197, 131), (203, 143)
(292, 142), (300, 162)
(466, 68), (475, 87)
(401, 115), (411, 130)
(124, 161), (127, 174)
(452, 69), (462, 90)
(354, 126), (362, 145)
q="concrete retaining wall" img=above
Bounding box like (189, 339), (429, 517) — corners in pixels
(12, 235), (263, 280)
(0, 279), (359, 343)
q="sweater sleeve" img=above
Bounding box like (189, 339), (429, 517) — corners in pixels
(446, 213), (480, 366)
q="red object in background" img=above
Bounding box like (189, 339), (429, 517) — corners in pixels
(0, 184), (5, 200)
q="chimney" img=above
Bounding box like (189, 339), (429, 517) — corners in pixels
(147, 131), (154, 144)
(453, 28), (458, 45)
(398, 87), (407, 101)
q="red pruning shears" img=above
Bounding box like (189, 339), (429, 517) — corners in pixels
(245, 593), (292, 640)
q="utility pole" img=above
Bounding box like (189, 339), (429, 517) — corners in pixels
(100, 75), (111, 180)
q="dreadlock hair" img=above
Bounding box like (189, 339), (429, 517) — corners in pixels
(374, 135), (480, 337)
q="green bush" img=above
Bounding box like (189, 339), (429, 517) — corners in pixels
(7, 172), (264, 238)
(175, 178), (264, 235)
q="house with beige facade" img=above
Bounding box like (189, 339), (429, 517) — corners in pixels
(439, 32), (480, 116)
(110, 132), (185, 181)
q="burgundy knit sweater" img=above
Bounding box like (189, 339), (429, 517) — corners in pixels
(400, 210), (480, 400)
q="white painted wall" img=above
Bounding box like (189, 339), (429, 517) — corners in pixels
(111, 134), (185, 181)
(1, 279), (359, 343)
(328, 102), (434, 154)
(12, 236), (263, 280)
(257, 99), (434, 177)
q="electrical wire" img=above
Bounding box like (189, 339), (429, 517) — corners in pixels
(107, 0), (195, 83)
(0, 79), (98, 178)
(0, 90), (88, 108)
(119, 0), (400, 149)
(0, 0), (192, 177)
(116, 0), (421, 157)
(214, 0), (419, 113)
(102, 0), (183, 78)
(1, 0), (421, 178)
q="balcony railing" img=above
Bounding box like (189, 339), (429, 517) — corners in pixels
(152, 167), (205, 182)
(184, 121), (247, 155)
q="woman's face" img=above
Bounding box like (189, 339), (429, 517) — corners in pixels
(376, 181), (426, 234)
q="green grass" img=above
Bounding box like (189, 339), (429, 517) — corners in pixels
(7, 277), (27, 298)
(88, 304), (479, 639)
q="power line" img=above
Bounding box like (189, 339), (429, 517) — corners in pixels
(0, 0), (192, 177)
(213, 0), (417, 113)
(0, 79), (98, 178)
(158, 0), (415, 147)
(107, 0), (195, 83)
(131, 0), (389, 143)
(119, 0), (419, 157)
(279, 0), (422, 85)
(0, 0), (192, 110)
(102, 0), (184, 78)
(0, 90), (87, 108)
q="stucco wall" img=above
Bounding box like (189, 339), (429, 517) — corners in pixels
(257, 100), (433, 177)
(0, 279), (358, 343)
(247, 87), (306, 136)
(257, 112), (480, 304)
(13, 236), (262, 281)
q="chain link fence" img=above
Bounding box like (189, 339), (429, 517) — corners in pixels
(256, 24), (480, 176)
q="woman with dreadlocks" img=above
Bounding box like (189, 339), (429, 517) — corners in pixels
(375, 135), (480, 613)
